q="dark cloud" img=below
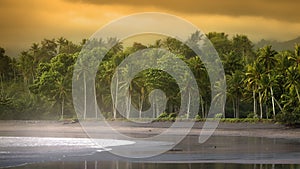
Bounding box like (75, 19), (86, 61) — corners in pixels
(67, 0), (300, 23)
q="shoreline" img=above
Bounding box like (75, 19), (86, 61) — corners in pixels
(0, 120), (300, 167)
(0, 120), (299, 139)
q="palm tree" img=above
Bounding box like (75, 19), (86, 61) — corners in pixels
(232, 34), (255, 64)
(258, 73), (272, 118)
(18, 51), (35, 86)
(129, 73), (147, 119)
(285, 66), (300, 103)
(288, 44), (300, 68)
(40, 38), (58, 62)
(56, 37), (68, 54)
(227, 70), (244, 118)
(187, 56), (209, 117)
(245, 63), (264, 117)
(222, 51), (243, 75)
(257, 45), (278, 118)
(106, 37), (123, 54)
(9, 58), (18, 82)
(53, 77), (69, 119)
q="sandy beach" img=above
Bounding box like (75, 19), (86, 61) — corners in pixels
(0, 120), (299, 139)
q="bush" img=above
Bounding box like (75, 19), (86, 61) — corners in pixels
(156, 112), (177, 121)
(247, 112), (258, 118)
(101, 111), (113, 119)
(276, 107), (300, 126)
(214, 113), (223, 118)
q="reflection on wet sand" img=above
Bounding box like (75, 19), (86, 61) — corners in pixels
(6, 160), (300, 169)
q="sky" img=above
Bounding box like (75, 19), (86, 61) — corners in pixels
(1, 0), (300, 56)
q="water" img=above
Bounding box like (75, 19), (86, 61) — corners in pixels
(0, 135), (299, 169)
(0, 137), (134, 148)
(4, 161), (300, 169)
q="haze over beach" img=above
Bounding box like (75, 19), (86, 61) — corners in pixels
(1, 0), (300, 56)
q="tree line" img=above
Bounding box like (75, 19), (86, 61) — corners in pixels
(0, 32), (299, 125)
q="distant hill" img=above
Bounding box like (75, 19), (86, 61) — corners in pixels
(255, 37), (300, 51)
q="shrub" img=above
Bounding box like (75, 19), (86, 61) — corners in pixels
(156, 112), (177, 121)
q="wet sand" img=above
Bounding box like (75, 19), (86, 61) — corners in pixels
(0, 120), (299, 167)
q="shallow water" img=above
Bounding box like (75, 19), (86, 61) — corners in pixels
(0, 137), (135, 148)
(0, 135), (299, 168)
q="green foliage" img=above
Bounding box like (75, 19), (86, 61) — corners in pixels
(219, 118), (272, 123)
(156, 112), (177, 121)
(0, 34), (299, 125)
(214, 113), (223, 118)
(0, 82), (52, 119)
(30, 53), (77, 119)
(276, 92), (300, 125)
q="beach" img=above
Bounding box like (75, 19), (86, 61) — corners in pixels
(0, 120), (300, 168)
(0, 120), (299, 139)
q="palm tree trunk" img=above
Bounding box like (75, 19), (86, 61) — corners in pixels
(205, 102), (208, 118)
(236, 97), (240, 118)
(126, 92), (131, 119)
(295, 88), (300, 103)
(113, 73), (118, 119)
(83, 72), (87, 120)
(273, 97), (283, 112)
(61, 97), (64, 120)
(266, 105), (269, 119)
(187, 91), (191, 119)
(94, 81), (97, 119)
(270, 86), (276, 118)
(139, 93), (144, 119)
(152, 96), (156, 118)
(232, 99), (236, 118)
(200, 96), (204, 118)
(253, 87), (257, 117)
(0, 75), (3, 95)
(139, 99), (142, 119)
(156, 96), (159, 118)
(259, 91), (263, 119)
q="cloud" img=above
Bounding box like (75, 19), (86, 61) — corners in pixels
(1, 0), (300, 56)
(66, 0), (300, 23)
(0, 0), (128, 56)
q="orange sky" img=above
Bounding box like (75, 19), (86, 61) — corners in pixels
(1, 0), (300, 56)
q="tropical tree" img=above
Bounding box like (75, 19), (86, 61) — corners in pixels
(232, 34), (255, 64)
(285, 66), (300, 103)
(187, 56), (210, 118)
(244, 62), (264, 117)
(18, 51), (35, 86)
(31, 53), (77, 119)
(222, 51), (243, 75)
(227, 70), (244, 118)
(288, 44), (300, 68)
(257, 45), (278, 118)
(0, 48), (13, 82)
(206, 32), (232, 58)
